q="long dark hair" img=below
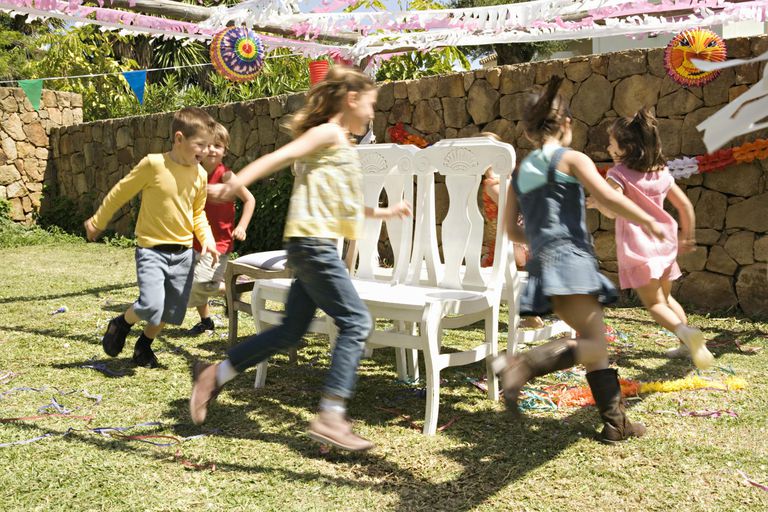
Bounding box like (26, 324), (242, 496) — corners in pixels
(288, 65), (375, 137)
(609, 108), (665, 173)
(522, 76), (569, 144)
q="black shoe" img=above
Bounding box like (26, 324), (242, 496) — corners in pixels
(132, 345), (159, 369)
(188, 318), (215, 336)
(102, 316), (132, 357)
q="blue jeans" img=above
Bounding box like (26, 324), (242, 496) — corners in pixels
(227, 238), (372, 399)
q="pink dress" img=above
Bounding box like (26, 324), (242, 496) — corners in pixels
(606, 164), (682, 290)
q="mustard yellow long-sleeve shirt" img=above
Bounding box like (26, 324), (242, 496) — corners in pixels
(91, 153), (213, 249)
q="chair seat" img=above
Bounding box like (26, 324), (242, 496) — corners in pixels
(255, 277), (495, 314)
(233, 250), (288, 271)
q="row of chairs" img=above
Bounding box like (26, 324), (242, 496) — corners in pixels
(224, 138), (572, 434)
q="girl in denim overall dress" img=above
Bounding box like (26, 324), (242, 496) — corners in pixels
(495, 77), (666, 443)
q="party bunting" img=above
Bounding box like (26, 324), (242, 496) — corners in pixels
(18, 79), (42, 110)
(121, 70), (147, 105)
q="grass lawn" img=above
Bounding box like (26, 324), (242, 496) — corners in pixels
(0, 242), (767, 511)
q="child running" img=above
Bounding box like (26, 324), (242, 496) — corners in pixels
(84, 107), (219, 368)
(587, 109), (714, 369)
(187, 123), (255, 335)
(188, 66), (411, 451)
(494, 77), (666, 443)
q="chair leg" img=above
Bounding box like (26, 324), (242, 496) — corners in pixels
(485, 308), (500, 400)
(421, 312), (441, 435)
(253, 361), (268, 388)
(225, 269), (239, 345)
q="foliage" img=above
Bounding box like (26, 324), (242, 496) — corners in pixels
(0, 198), (82, 248)
(236, 170), (294, 254)
(23, 24), (139, 121)
(450, 0), (566, 64)
(0, 15), (51, 80)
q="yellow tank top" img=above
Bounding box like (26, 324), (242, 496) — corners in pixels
(283, 145), (364, 240)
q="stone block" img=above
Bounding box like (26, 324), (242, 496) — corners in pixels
(436, 74), (465, 98)
(1, 136), (17, 162)
(467, 80), (499, 125)
(593, 230), (616, 261)
(535, 60), (564, 84)
(647, 48), (667, 77)
(735, 62), (759, 85)
(703, 163), (762, 197)
(393, 82), (408, 99)
(442, 97), (469, 128)
(0, 164), (21, 185)
(486, 68), (501, 89)
(613, 74), (662, 117)
(412, 100), (443, 133)
(499, 92), (530, 121)
(657, 89), (703, 117)
(724, 231), (755, 265)
(500, 64), (535, 94)
(482, 118), (515, 142)
(376, 82), (395, 111)
(681, 106), (722, 155)
(584, 118), (615, 161)
(256, 116), (276, 147)
(736, 263), (768, 317)
(4, 113), (25, 140)
(657, 118), (683, 157)
(680, 244), (708, 272)
(407, 77), (438, 102)
(726, 192), (768, 232)
(678, 271), (737, 311)
(754, 236), (767, 262)
(607, 50), (646, 81)
(702, 67), (736, 106)
(571, 74), (613, 126)
(565, 59), (592, 82)
(695, 228), (721, 245)
(695, 189), (727, 229)
(706, 245), (738, 275)
(389, 99), (412, 124)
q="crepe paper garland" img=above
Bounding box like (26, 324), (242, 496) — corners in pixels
(547, 375), (747, 408)
(388, 123), (429, 148)
(737, 470), (768, 492)
(664, 28), (727, 87)
(210, 27), (265, 82)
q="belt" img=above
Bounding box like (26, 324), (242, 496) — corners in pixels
(152, 244), (190, 254)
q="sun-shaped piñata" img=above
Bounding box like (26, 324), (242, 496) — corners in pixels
(664, 28), (727, 87)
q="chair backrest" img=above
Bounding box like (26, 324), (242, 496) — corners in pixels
(410, 137), (516, 291)
(354, 144), (419, 283)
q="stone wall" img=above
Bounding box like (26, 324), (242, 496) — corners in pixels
(0, 88), (82, 223)
(47, 37), (768, 316)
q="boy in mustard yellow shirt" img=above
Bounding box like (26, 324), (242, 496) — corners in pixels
(84, 107), (220, 368)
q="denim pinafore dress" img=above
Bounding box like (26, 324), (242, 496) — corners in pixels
(513, 147), (618, 315)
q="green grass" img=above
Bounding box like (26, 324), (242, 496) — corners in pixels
(0, 242), (767, 511)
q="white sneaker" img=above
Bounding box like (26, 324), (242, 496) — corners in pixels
(675, 325), (715, 370)
(665, 343), (690, 359)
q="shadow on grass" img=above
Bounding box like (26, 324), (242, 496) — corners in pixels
(52, 357), (137, 378)
(1, 324), (100, 345)
(0, 282), (135, 305)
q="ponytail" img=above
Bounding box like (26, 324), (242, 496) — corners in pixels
(523, 76), (569, 144)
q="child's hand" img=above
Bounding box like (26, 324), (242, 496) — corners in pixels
(201, 241), (220, 267)
(678, 238), (696, 254)
(83, 218), (103, 242)
(233, 226), (247, 241)
(207, 181), (238, 203)
(387, 201), (412, 219)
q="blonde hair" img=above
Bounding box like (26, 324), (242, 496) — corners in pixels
(288, 65), (376, 137)
(212, 123), (230, 149)
(171, 107), (216, 139)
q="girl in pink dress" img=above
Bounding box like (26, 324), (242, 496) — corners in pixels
(588, 109), (713, 370)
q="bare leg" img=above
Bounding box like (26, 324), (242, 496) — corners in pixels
(661, 279), (687, 325)
(124, 306), (140, 325)
(635, 279), (684, 333)
(551, 294), (609, 372)
(197, 303), (210, 320)
(144, 322), (165, 339)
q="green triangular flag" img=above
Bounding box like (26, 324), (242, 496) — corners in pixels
(18, 79), (43, 111)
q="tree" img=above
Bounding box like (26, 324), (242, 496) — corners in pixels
(450, 0), (565, 65)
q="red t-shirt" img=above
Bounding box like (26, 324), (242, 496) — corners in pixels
(193, 163), (235, 254)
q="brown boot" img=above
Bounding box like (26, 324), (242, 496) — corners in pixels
(307, 410), (375, 452)
(586, 368), (646, 443)
(189, 362), (222, 425)
(495, 338), (576, 414)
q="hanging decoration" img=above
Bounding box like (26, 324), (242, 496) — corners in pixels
(121, 70), (147, 105)
(664, 28), (727, 87)
(387, 123), (429, 148)
(210, 27), (265, 82)
(668, 136), (768, 179)
(17, 79), (43, 111)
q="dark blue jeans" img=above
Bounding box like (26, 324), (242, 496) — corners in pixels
(227, 238), (372, 399)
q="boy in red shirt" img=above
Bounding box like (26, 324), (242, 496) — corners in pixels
(187, 123), (255, 334)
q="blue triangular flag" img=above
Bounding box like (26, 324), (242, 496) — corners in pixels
(122, 70), (147, 105)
